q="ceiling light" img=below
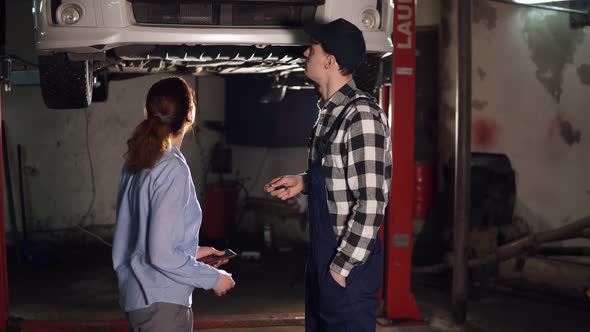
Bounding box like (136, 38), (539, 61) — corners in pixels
(513, 0), (570, 4)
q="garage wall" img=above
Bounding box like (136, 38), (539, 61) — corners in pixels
(440, 0), (590, 244)
(417, 0), (441, 27)
(1, 74), (208, 243)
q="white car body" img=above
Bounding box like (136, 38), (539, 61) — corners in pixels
(34, 0), (393, 54)
(32, 0), (393, 108)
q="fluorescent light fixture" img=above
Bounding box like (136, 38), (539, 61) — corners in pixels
(513, 0), (570, 4)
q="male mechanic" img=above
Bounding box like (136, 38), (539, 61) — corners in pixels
(264, 18), (392, 332)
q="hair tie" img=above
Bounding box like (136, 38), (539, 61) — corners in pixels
(153, 112), (171, 123)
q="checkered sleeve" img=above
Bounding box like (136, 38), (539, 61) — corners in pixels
(330, 103), (390, 277)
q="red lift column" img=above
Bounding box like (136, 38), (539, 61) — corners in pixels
(383, 0), (423, 323)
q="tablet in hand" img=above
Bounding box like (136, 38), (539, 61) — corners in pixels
(198, 249), (237, 265)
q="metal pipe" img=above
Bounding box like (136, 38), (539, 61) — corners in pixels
(489, 0), (590, 15)
(535, 246), (590, 256)
(413, 216), (590, 273)
(2, 122), (18, 261)
(17, 144), (27, 243)
(0, 82), (8, 332)
(469, 217), (590, 267)
(452, 0), (472, 325)
(498, 256), (590, 301)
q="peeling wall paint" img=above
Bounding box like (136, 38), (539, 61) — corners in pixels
(473, 0), (498, 30)
(577, 64), (590, 86)
(477, 67), (487, 81)
(547, 112), (582, 146)
(522, 11), (584, 102)
(472, 99), (489, 111)
(465, 0), (590, 246)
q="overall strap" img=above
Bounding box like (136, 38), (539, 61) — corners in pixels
(314, 96), (377, 156)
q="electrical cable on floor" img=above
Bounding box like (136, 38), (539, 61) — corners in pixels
(75, 225), (112, 248)
(79, 107), (96, 227)
(26, 107), (112, 247)
(75, 107), (112, 248)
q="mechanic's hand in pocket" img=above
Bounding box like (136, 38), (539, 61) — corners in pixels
(330, 270), (346, 288)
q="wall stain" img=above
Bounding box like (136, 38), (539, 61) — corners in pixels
(473, 0), (497, 30)
(24, 165), (40, 177)
(472, 99), (488, 111)
(522, 12), (584, 102)
(577, 64), (590, 86)
(477, 67), (487, 81)
(559, 121), (581, 146)
(548, 112), (582, 146)
(472, 116), (499, 150)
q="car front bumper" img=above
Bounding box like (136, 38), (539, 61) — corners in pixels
(34, 0), (393, 55)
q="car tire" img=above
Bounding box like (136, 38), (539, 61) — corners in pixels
(354, 54), (382, 97)
(39, 53), (93, 109)
(92, 70), (109, 103)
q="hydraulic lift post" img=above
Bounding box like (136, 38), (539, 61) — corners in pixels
(382, 0), (424, 324)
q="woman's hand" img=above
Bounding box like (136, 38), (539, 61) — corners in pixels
(264, 175), (304, 200)
(213, 270), (235, 296)
(196, 247), (229, 268)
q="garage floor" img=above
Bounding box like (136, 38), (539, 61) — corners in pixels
(5, 244), (590, 332)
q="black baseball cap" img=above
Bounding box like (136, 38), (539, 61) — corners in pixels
(304, 18), (367, 69)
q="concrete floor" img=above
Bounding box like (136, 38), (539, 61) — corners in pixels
(6, 244), (590, 332)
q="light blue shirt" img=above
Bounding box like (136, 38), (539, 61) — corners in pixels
(112, 145), (220, 312)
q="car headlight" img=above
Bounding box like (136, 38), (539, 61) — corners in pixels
(360, 8), (381, 30)
(56, 3), (83, 25)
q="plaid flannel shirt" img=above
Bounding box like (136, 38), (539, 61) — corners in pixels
(308, 80), (392, 277)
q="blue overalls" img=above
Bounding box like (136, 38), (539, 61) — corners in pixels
(305, 97), (384, 332)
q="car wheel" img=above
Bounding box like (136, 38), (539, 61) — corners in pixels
(354, 54), (382, 97)
(92, 70), (109, 103)
(39, 53), (93, 109)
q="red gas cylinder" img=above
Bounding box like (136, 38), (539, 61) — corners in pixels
(201, 183), (239, 242)
(414, 163), (434, 220)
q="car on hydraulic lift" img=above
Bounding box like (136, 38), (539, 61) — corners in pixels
(32, 0), (393, 109)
